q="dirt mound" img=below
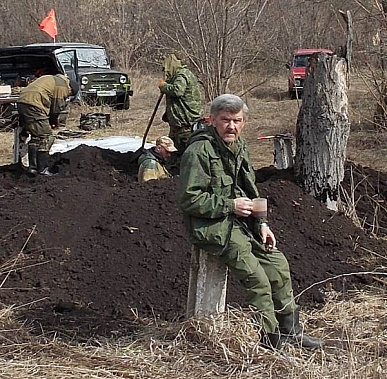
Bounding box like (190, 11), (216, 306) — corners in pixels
(0, 146), (386, 338)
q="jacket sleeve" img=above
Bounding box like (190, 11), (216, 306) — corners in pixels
(178, 142), (235, 219)
(138, 157), (165, 183)
(49, 98), (67, 116)
(139, 168), (168, 182)
(50, 78), (70, 116)
(160, 73), (188, 98)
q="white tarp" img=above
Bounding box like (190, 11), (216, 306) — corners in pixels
(50, 136), (155, 155)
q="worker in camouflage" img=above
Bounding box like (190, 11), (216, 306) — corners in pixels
(158, 54), (203, 153)
(17, 74), (78, 176)
(178, 94), (323, 351)
(137, 136), (177, 183)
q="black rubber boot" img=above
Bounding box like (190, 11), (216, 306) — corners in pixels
(37, 151), (55, 176)
(276, 310), (323, 349)
(261, 330), (283, 350)
(27, 144), (38, 177)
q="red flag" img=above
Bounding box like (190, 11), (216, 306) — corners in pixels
(39, 9), (58, 39)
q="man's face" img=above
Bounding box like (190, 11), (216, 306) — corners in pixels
(211, 110), (246, 144)
(158, 145), (172, 161)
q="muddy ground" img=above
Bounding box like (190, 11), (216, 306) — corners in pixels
(0, 145), (386, 339)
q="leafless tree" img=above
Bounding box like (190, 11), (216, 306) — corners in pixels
(150, 0), (272, 100)
(0, 0), (156, 71)
(358, 0), (387, 130)
(0, 0), (381, 86)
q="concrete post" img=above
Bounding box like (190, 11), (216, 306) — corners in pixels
(186, 246), (228, 318)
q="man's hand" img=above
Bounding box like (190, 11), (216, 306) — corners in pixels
(233, 197), (253, 217)
(158, 79), (165, 88)
(49, 116), (59, 129)
(260, 223), (277, 251)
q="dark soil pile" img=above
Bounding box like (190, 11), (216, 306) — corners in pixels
(0, 146), (386, 338)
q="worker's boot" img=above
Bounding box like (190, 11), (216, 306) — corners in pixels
(27, 144), (38, 177)
(37, 151), (55, 176)
(276, 310), (323, 349)
(260, 329), (283, 350)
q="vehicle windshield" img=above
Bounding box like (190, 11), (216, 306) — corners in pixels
(293, 54), (310, 68)
(75, 48), (109, 68)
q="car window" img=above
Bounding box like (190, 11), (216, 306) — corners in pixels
(56, 50), (76, 72)
(75, 48), (109, 68)
(293, 55), (309, 68)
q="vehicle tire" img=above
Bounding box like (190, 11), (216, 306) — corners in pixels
(115, 94), (130, 110)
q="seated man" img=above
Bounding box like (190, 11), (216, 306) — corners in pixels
(137, 136), (177, 183)
(178, 94), (323, 350)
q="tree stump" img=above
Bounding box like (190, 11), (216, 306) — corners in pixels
(295, 52), (350, 210)
(274, 134), (294, 169)
(186, 246), (228, 318)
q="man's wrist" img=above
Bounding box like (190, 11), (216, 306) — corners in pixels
(260, 222), (269, 228)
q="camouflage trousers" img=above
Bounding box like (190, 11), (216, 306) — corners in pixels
(219, 223), (297, 333)
(17, 103), (55, 151)
(168, 124), (192, 154)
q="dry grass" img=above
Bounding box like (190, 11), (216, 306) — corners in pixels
(340, 165), (387, 238)
(0, 289), (386, 378)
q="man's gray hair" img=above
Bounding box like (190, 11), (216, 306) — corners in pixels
(210, 94), (249, 119)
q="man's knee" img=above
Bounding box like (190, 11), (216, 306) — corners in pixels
(222, 247), (270, 289)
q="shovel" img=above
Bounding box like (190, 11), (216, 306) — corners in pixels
(129, 93), (164, 163)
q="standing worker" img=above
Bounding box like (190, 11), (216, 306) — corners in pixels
(17, 74), (78, 176)
(178, 94), (323, 350)
(138, 136), (177, 183)
(158, 54), (203, 154)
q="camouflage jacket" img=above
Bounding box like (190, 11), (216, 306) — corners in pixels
(178, 125), (265, 255)
(138, 147), (171, 183)
(18, 74), (70, 118)
(159, 67), (203, 128)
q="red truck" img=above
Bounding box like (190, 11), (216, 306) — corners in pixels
(286, 48), (333, 99)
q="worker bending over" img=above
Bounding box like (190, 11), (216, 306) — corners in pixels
(17, 74), (78, 176)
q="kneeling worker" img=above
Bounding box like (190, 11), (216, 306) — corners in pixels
(17, 74), (78, 176)
(138, 136), (177, 183)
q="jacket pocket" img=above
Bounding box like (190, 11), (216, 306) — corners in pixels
(210, 173), (233, 197)
(188, 215), (232, 255)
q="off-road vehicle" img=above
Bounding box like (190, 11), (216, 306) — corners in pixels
(0, 42), (133, 109)
(286, 48), (333, 99)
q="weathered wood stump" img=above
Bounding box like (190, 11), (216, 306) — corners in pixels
(274, 134), (294, 169)
(186, 246), (228, 318)
(295, 52), (350, 211)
